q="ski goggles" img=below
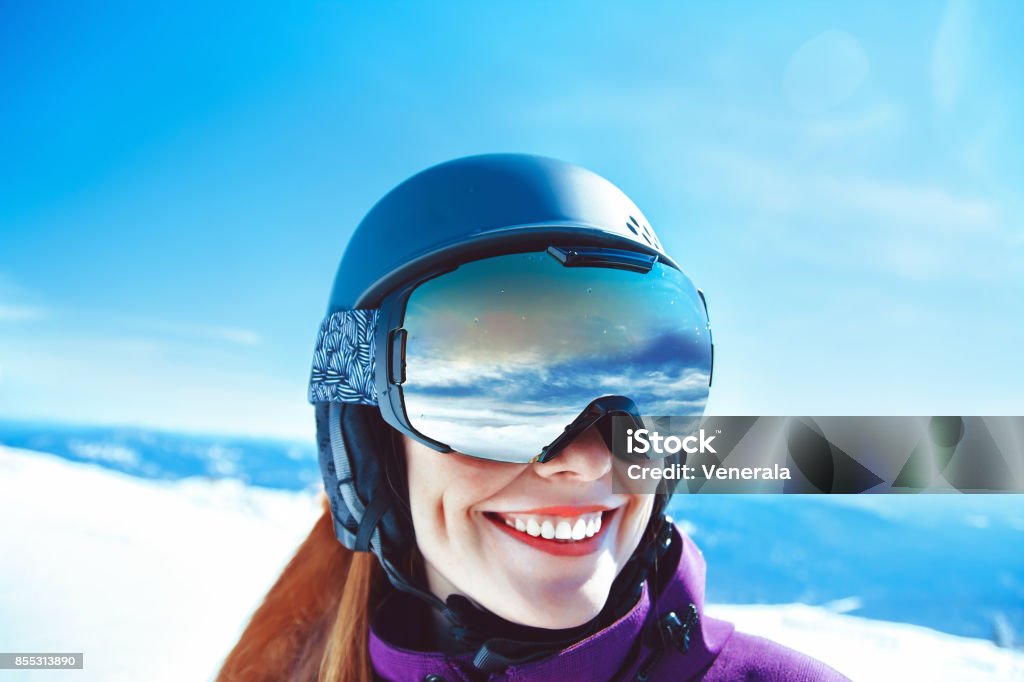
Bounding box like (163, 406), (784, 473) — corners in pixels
(308, 246), (713, 463)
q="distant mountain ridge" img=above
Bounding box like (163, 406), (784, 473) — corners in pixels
(0, 420), (319, 491)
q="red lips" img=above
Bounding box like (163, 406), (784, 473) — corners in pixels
(484, 509), (615, 557)
(513, 504), (611, 515)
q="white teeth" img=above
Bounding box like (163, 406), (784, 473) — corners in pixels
(571, 518), (587, 540)
(497, 511), (608, 543)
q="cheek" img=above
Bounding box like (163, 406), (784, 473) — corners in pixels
(618, 495), (656, 560)
(405, 447), (520, 553)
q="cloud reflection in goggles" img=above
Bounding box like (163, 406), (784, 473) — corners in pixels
(400, 253), (711, 461)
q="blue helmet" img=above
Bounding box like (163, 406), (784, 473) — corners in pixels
(327, 153), (674, 311)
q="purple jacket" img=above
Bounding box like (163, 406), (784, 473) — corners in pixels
(369, 526), (851, 681)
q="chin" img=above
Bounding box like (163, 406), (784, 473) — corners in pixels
(536, 603), (604, 630)
(490, 580), (610, 629)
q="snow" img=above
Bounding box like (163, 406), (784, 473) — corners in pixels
(1, 445), (1021, 681)
(0, 445), (321, 681)
(706, 604), (1024, 681)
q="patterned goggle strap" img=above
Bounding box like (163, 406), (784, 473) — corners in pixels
(308, 309), (380, 405)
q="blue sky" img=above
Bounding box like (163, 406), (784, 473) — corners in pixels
(1, 1), (1022, 439)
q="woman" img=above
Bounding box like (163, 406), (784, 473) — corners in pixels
(218, 155), (849, 681)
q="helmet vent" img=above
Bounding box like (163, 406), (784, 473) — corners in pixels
(628, 215), (661, 250)
(642, 223), (661, 249)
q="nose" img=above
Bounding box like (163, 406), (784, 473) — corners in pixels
(532, 425), (612, 482)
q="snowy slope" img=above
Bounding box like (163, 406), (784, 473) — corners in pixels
(0, 445), (321, 682)
(706, 604), (1024, 681)
(1, 445), (1021, 681)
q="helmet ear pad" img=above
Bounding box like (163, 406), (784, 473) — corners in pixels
(315, 402), (416, 558)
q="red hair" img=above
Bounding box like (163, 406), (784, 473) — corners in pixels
(217, 497), (386, 682)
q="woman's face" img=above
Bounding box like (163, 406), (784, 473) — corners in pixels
(403, 426), (654, 629)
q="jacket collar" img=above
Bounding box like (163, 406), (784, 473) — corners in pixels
(368, 526), (734, 681)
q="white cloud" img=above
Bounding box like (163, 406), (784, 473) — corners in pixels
(419, 416), (570, 459)
(800, 104), (903, 146)
(594, 368), (710, 397)
(0, 331), (309, 440)
(0, 304), (47, 322)
(68, 441), (140, 467)
(703, 147), (998, 235)
(408, 354), (546, 388)
(144, 320), (262, 346)
(208, 327), (262, 346)
(404, 364), (711, 459)
(204, 444), (242, 477)
(694, 147), (1024, 280)
(0, 274), (47, 322)
(931, 0), (972, 112)
(815, 176), (997, 235)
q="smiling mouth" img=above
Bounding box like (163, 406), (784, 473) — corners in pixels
(483, 508), (616, 553)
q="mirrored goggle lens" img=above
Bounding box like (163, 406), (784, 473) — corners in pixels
(399, 251), (711, 463)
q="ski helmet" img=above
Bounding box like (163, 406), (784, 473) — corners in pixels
(309, 153), (712, 596)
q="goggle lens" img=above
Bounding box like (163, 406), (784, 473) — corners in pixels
(399, 252), (711, 462)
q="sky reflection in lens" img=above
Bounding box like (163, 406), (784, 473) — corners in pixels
(401, 252), (711, 461)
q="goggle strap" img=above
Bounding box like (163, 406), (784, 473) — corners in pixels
(308, 309), (381, 405)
